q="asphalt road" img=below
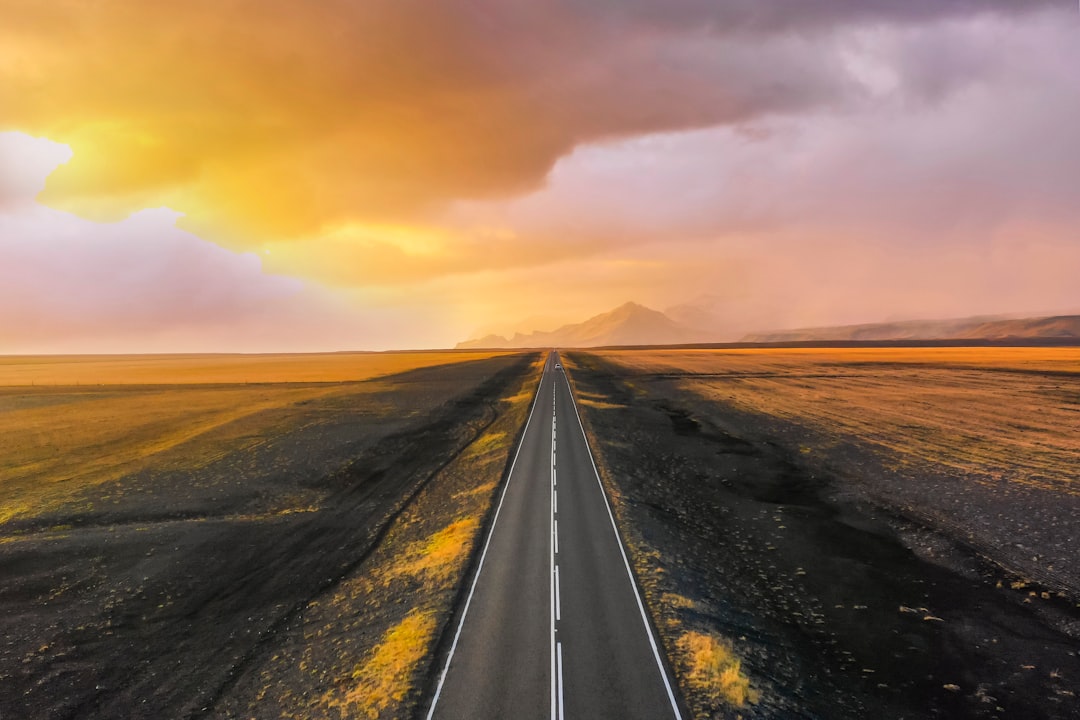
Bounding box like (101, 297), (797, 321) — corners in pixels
(426, 353), (682, 720)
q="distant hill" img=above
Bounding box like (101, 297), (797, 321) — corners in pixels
(456, 302), (705, 349)
(962, 315), (1080, 339)
(459, 305), (1080, 350)
(664, 294), (728, 331)
(742, 315), (1080, 343)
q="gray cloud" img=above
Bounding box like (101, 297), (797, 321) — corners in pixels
(438, 11), (1080, 329)
(591, 0), (1059, 34)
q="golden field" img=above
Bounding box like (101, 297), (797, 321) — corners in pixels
(0, 351), (541, 719)
(600, 346), (1080, 375)
(567, 347), (1080, 718)
(0, 350), (509, 386)
(0, 351), (508, 524)
(597, 347), (1080, 494)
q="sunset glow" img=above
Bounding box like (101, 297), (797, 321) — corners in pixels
(2, 1), (1078, 351)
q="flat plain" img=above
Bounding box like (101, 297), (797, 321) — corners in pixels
(6, 346), (1078, 720)
(566, 347), (1080, 720)
(0, 350), (539, 719)
(602, 347), (1079, 491)
(0, 350), (510, 386)
(596, 347), (1080, 589)
(0, 350), (511, 525)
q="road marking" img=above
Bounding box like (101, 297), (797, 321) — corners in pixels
(564, 370), (685, 720)
(553, 354), (565, 720)
(554, 564), (562, 621)
(552, 418), (556, 469)
(425, 359), (547, 720)
(556, 641), (565, 720)
(550, 380), (558, 720)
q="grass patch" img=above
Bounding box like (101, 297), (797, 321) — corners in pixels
(463, 431), (508, 459)
(595, 347), (1080, 494)
(501, 389), (535, 406)
(389, 517), (480, 588)
(0, 352), (527, 524)
(338, 609), (438, 719)
(0, 385), (335, 522)
(0, 351), (512, 386)
(676, 631), (760, 708)
(577, 397), (624, 410)
(662, 592), (697, 610)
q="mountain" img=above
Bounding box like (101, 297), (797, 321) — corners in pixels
(665, 294), (729, 332)
(664, 293), (758, 342)
(962, 315), (1080, 339)
(459, 304), (1080, 350)
(456, 302), (705, 349)
(741, 314), (1080, 343)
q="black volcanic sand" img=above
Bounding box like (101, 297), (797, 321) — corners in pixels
(566, 352), (1079, 720)
(0, 354), (537, 720)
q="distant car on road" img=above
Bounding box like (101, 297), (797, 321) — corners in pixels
(554, 363), (561, 369)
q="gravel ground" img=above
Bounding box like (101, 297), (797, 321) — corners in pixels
(566, 351), (1080, 720)
(0, 354), (537, 720)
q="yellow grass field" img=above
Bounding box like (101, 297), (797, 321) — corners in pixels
(597, 347), (1080, 494)
(0, 351), (541, 719)
(0, 351), (509, 524)
(600, 346), (1080, 375)
(0, 350), (510, 386)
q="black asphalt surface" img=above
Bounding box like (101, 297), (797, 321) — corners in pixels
(427, 353), (682, 720)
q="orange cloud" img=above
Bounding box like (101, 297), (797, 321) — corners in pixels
(3, 1), (1053, 247)
(1, 1), (860, 245)
(2, 1), (1075, 353)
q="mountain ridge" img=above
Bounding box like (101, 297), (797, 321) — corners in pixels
(455, 302), (704, 349)
(742, 315), (1080, 343)
(457, 303), (1080, 349)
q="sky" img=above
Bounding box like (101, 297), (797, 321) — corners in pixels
(1, 1), (1078, 351)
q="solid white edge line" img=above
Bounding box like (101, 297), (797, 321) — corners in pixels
(562, 367), (685, 720)
(425, 355), (548, 720)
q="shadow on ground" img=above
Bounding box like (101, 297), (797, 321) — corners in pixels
(566, 352), (1079, 720)
(0, 353), (539, 719)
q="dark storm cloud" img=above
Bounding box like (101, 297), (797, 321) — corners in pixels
(590, 0), (1058, 33)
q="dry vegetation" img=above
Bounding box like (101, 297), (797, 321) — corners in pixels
(0, 350), (510, 386)
(676, 629), (759, 709)
(601, 347), (1080, 494)
(603, 346), (1080, 375)
(564, 348), (1080, 719)
(595, 347), (1080, 594)
(339, 609), (438, 718)
(221, 355), (543, 719)
(0, 351), (507, 524)
(0, 351), (540, 719)
(0, 384), (337, 523)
